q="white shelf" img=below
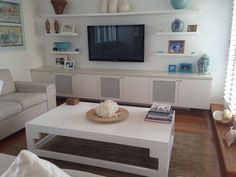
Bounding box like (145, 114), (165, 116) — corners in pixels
(46, 51), (80, 55)
(156, 32), (199, 36)
(42, 9), (200, 18)
(155, 53), (198, 57)
(44, 33), (79, 36)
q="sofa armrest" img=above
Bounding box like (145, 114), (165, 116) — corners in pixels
(15, 81), (56, 110)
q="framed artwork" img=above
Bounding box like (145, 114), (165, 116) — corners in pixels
(168, 40), (185, 54)
(168, 65), (177, 73)
(54, 55), (67, 67)
(0, 1), (21, 23)
(179, 63), (192, 73)
(64, 61), (75, 70)
(187, 25), (197, 32)
(61, 23), (75, 33)
(0, 25), (23, 47)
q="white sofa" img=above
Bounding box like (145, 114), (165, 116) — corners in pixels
(0, 153), (103, 177)
(0, 69), (56, 140)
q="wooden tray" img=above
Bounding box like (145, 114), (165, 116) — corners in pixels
(86, 108), (129, 123)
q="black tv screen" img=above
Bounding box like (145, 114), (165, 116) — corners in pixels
(87, 25), (145, 62)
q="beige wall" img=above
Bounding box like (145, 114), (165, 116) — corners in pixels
(0, 0), (43, 81)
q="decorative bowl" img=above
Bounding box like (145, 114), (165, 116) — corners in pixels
(53, 42), (71, 51)
(213, 111), (233, 124)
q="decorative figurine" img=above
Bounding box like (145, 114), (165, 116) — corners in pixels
(45, 19), (50, 33)
(54, 20), (60, 33)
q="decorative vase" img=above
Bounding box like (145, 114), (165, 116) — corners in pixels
(108, 0), (118, 13)
(45, 19), (50, 33)
(54, 20), (60, 33)
(100, 0), (108, 13)
(118, 0), (130, 12)
(51, 0), (67, 14)
(198, 54), (210, 75)
(171, 18), (184, 32)
(170, 0), (188, 9)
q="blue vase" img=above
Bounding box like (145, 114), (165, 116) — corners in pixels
(170, 0), (188, 9)
(198, 54), (210, 75)
(171, 19), (184, 32)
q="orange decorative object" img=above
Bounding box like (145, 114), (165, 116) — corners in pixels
(51, 0), (67, 14)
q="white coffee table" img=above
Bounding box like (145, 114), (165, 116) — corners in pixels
(26, 102), (174, 177)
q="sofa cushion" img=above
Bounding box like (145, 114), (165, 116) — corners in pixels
(0, 92), (47, 110)
(0, 69), (16, 96)
(0, 102), (22, 121)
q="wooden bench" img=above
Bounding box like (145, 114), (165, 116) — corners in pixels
(211, 104), (236, 177)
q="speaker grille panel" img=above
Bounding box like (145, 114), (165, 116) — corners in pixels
(100, 77), (120, 99)
(55, 75), (73, 95)
(153, 80), (175, 103)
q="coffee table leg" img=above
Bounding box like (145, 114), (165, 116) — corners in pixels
(149, 142), (172, 177)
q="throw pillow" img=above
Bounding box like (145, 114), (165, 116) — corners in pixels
(1, 150), (71, 177)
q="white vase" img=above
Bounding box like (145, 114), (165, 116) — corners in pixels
(118, 0), (130, 12)
(108, 0), (118, 13)
(100, 0), (108, 13)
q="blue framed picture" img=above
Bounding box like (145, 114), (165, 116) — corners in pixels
(168, 65), (177, 73)
(179, 63), (192, 73)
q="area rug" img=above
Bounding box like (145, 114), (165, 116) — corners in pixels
(2, 131), (205, 177)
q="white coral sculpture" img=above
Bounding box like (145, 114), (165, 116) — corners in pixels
(95, 100), (119, 118)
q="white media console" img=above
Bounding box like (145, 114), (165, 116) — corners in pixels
(31, 66), (212, 109)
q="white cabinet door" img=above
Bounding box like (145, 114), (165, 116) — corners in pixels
(98, 76), (122, 101)
(74, 74), (99, 99)
(31, 71), (54, 83)
(122, 76), (150, 104)
(150, 78), (178, 106)
(178, 79), (212, 109)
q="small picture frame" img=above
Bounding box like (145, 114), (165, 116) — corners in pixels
(64, 61), (75, 70)
(168, 40), (185, 54)
(179, 63), (192, 73)
(187, 25), (197, 32)
(168, 65), (177, 73)
(54, 55), (67, 67)
(61, 23), (75, 33)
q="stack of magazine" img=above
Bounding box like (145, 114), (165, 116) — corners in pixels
(145, 103), (174, 123)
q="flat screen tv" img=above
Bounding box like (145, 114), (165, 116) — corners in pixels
(87, 24), (145, 62)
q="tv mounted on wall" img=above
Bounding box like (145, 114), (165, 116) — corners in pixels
(87, 24), (145, 62)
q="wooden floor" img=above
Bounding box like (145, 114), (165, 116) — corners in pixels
(0, 106), (226, 177)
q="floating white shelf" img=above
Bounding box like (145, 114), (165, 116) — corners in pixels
(44, 33), (79, 36)
(46, 51), (80, 55)
(155, 53), (198, 57)
(42, 9), (200, 18)
(156, 32), (199, 36)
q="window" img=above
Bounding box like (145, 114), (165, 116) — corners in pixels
(224, 1), (236, 114)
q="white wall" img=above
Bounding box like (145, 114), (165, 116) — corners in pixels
(1, 0), (232, 103)
(0, 0), (43, 81)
